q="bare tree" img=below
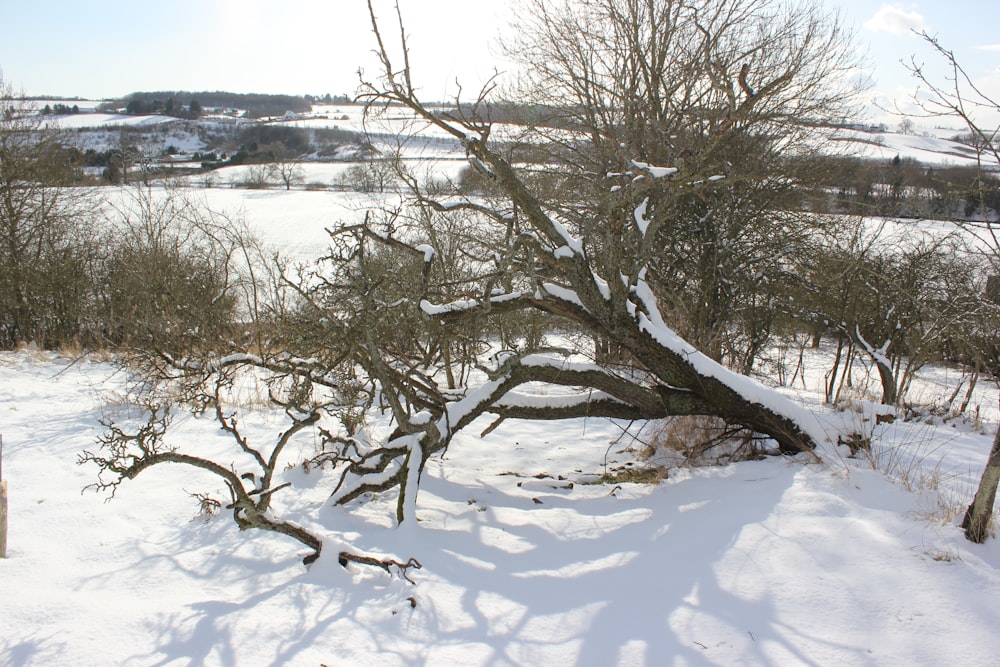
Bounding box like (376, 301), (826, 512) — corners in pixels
(337, 157), (399, 194)
(240, 163), (274, 189)
(497, 0), (866, 368)
(901, 33), (1000, 543)
(98, 184), (252, 351)
(806, 220), (984, 406)
(0, 73), (98, 348)
(268, 145), (305, 190)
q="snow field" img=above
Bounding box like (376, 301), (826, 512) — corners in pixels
(1, 347), (1000, 666)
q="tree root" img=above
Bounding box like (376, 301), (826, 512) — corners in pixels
(338, 551), (423, 583)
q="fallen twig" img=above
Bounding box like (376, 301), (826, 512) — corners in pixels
(338, 551), (423, 584)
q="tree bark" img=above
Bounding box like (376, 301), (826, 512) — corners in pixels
(963, 424), (1000, 543)
(1, 433), (6, 558)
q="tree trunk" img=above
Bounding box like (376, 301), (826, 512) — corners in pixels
(1, 434), (6, 558)
(0, 480), (7, 558)
(959, 362), (980, 415)
(875, 359), (897, 406)
(963, 424), (1000, 543)
(827, 336), (844, 403)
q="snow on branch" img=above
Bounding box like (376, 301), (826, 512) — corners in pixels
(631, 159), (679, 179)
(419, 297), (484, 316)
(495, 390), (619, 410)
(538, 282), (588, 312)
(414, 244), (435, 263)
(420, 283), (591, 319)
(854, 325), (892, 370)
(439, 350), (709, 431)
(630, 275), (829, 447)
(634, 197), (651, 236)
(548, 216), (585, 256)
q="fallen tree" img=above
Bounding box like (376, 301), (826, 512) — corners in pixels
(314, 0), (847, 523)
(85, 0), (858, 562)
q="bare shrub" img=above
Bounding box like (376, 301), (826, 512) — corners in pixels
(188, 490), (223, 522)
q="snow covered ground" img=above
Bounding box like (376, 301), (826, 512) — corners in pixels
(1, 339), (999, 666)
(43, 112), (179, 131)
(826, 127), (986, 168)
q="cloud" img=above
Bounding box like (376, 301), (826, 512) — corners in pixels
(975, 44), (1000, 52)
(863, 4), (927, 35)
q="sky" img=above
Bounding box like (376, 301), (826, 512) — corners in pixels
(0, 0), (998, 127)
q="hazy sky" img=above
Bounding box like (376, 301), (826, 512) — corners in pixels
(1, 0), (998, 125)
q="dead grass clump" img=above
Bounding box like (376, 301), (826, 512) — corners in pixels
(863, 427), (955, 495)
(862, 421), (986, 529)
(648, 415), (768, 465)
(57, 339), (84, 359)
(595, 464), (668, 485)
(13, 341), (48, 361)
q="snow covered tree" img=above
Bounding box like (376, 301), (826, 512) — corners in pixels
(310, 0), (871, 521)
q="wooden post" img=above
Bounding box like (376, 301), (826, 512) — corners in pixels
(0, 434), (6, 558)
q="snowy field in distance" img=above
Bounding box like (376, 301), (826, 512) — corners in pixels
(828, 127), (986, 168)
(31, 102), (987, 170)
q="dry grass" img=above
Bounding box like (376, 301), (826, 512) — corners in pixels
(917, 544), (962, 563)
(647, 415), (767, 465)
(594, 465), (669, 485)
(859, 416), (993, 532)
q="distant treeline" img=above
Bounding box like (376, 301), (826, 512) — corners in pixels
(433, 102), (579, 129)
(40, 103), (81, 115)
(101, 91), (350, 118)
